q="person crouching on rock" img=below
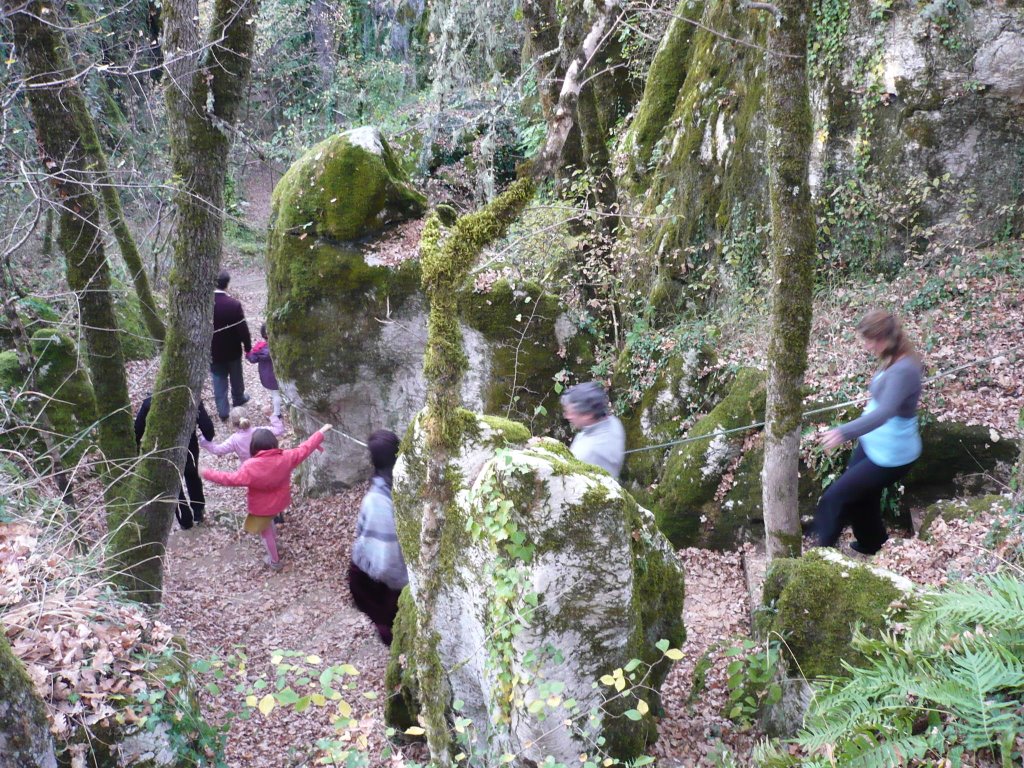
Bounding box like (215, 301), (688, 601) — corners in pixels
(348, 430), (408, 645)
(202, 423), (331, 571)
(813, 309), (923, 556)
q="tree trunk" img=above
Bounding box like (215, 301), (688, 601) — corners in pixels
(416, 179), (534, 765)
(9, 0), (138, 508)
(310, 0), (337, 90)
(0, 631), (58, 768)
(109, 0), (259, 603)
(761, 0), (815, 561)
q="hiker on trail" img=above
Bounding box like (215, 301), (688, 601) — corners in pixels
(813, 309), (923, 556)
(135, 394), (215, 529)
(561, 381), (626, 481)
(348, 430), (408, 646)
(211, 269), (252, 421)
(246, 323), (282, 417)
(199, 404), (285, 462)
(201, 423), (331, 571)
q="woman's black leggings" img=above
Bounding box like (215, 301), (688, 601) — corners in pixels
(814, 444), (914, 554)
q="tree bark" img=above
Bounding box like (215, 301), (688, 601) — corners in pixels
(0, 631), (58, 768)
(109, 0), (259, 603)
(761, 0), (815, 561)
(9, 0), (138, 509)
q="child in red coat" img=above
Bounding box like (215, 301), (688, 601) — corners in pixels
(202, 423), (331, 570)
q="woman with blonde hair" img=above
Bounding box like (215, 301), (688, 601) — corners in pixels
(813, 309), (923, 555)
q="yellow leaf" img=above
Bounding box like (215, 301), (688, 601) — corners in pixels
(245, 695), (257, 708)
(599, 674), (616, 686)
(405, 726), (425, 736)
(637, 699), (649, 715)
(311, 694), (326, 706)
(306, 655), (322, 665)
(665, 648), (684, 660)
(258, 694), (275, 716)
(614, 677), (626, 692)
(546, 695), (562, 708)
(500, 754), (516, 764)
(340, 664), (359, 675)
(338, 699), (352, 718)
(270, 655), (283, 665)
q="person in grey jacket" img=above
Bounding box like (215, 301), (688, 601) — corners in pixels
(561, 381), (626, 480)
(348, 430), (408, 645)
(813, 309), (923, 555)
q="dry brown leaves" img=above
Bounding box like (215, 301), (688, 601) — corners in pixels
(1, 523), (175, 739)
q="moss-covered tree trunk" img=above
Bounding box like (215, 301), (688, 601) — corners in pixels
(416, 179), (534, 764)
(0, 630), (58, 768)
(761, 0), (815, 561)
(9, 0), (138, 509)
(110, 0), (258, 602)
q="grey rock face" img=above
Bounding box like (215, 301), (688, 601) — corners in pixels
(389, 413), (685, 764)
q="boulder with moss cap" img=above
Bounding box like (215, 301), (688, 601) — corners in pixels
(387, 410), (685, 763)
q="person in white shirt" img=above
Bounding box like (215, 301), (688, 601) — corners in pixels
(561, 382), (626, 481)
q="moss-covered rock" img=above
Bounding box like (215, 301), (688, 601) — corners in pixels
(0, 331), (98, 468)
(388, 410), (685, 764)
(617, 0), (1024, 312)
(0, 296), (60, 350)
(904, 420), (1019, 506)
(757, 549), (914, 680)
(270, 126), (425, 243)
(651, 367), (766, 547)
(916, 493), (1013, 540)
(620, 345), (717, 491)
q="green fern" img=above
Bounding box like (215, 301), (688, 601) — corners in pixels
(763, 572), (1024, 767)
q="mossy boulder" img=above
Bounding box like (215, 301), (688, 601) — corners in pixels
(0, 631), (57, 767)
(620, 345), (717, 490)
(903, 419), (1019, 506)
(0, 331), (98, 468)
(0, 297), (60, 350)
(388, 410), (685, 764)
(916, 493), (1013, 540)
(268, 194), (587, 490)
(270, 126), (426, 243)
(650, 367), (766, 548)
(757, 549), (915, 680)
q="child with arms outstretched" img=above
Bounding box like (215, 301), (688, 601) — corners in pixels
(199, 405), (285, 462)
(202, 424), (331, 570)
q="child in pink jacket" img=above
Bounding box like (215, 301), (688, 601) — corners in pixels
(199, 406), (286, 462)
(202, 424), (331, 570)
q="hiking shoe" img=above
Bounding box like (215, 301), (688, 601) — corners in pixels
(849, 541), (878, 556)
(263, 554), (283, 571)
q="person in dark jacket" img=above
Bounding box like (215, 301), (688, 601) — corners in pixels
(135, 394), (215, 529)
(211, 270), (252, 421)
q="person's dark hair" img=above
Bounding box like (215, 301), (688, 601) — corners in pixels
(249, 428), (279, 456)
(857, 309), (917, 368)
(560, 381), (609, 419)
(216, 270), (231, 290)
(260, 322), (268, 339)
(367, 429), (400, 486)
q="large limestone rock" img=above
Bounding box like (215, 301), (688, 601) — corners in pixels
(620, 0), (1023, 307)
(387, 411), (685, 764)
(268, 138), (588, 489)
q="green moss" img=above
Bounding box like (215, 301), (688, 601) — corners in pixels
(917, 494), (1011, 540)
(759, 552), (908, 679)
(384, 588), (421, 731)
(906, 419), (1019, 496)
(112, 276), (157, 361)
(479, 414), (532, 444)
(270, 129), (425, 243)
(653, 368), (766, 547)
(0, 332), (98, 468)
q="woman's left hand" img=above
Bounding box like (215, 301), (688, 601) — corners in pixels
(819, 428), (846, 451)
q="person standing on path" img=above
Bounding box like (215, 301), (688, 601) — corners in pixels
(561, 381), (626, 481)
(246, 323), (282, 417)
(211, 270), (252, 421)
(813, 309), (923, 555)
(348, 430), (408, 646)
(199, 405), (286, 462)
(134, 393), (215, 528)
(201, 423), (331, 570)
